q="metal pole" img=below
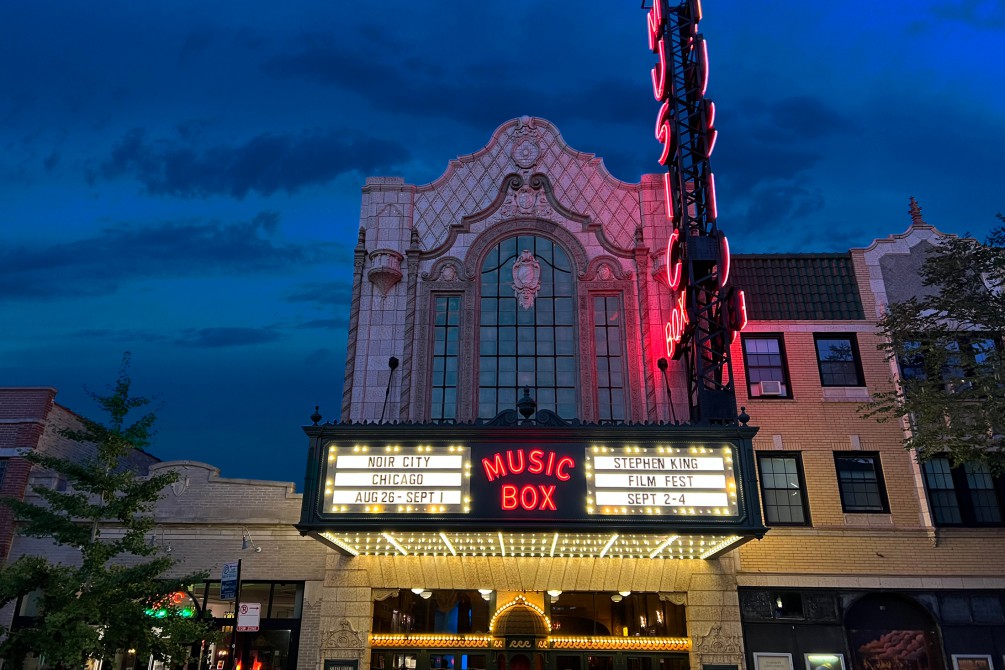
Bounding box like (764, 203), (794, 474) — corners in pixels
(226, 559), (243, 670)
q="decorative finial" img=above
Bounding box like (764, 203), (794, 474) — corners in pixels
(517, 387), (537, 420)
(410, 227), (420, 250)
(738, 406), (750, 426)
(908, 197), (927, 227)
(311, 405), (322, 426)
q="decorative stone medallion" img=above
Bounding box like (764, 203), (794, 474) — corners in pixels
(512, 249), (542, 310)
(512, 138), (541, 168)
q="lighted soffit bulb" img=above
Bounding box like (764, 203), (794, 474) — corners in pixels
(411, 588), (425, 595)
(619, 591), (632, 597)
(420, 590), (433, 600)
(478, 589), (493, 595)
(610, 594), (623, 603)
(546, 590), (562, 597)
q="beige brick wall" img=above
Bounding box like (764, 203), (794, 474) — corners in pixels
(319, 554), (746, 670)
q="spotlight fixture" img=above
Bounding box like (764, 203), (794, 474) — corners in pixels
(611, 594), (623, 603)
(241, 528), (262, 553)
(420, 590), (432, 600)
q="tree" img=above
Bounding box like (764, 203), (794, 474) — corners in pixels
(0, 355), (214, 668)
(866, 217), (1005, 474)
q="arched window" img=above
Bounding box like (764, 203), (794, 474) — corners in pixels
(478, 235), (577, 419)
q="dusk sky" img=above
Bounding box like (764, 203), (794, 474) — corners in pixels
(2, 1), (1003, 486)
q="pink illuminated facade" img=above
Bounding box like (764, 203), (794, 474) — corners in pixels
(342, 116), (694, 426)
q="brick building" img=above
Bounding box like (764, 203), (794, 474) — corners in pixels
(297, 117), (1005, 670)
(732, 213), (1005, 665)
(2, 121), (1003, 670)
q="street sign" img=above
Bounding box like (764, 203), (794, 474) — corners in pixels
(236, 602), (261, 632)
(220, 561), (239, 601)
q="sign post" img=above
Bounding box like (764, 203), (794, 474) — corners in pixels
(221, 559), (242, 670)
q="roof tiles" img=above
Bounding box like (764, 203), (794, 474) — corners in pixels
(732, 253), (865, 321)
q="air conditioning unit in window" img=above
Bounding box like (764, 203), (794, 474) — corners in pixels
(758, 380), (783, 396)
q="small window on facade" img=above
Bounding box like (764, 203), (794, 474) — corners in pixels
(834, 453), (888, 512)
(922, 458), (1004, 526)
(964, 461), (1002, 524)
(772, 592), (804, 619)
(922, 458), (962, 525)
(431, 295), (460, 420)
(593, 296), (626, 422)
(742, 335), (790, 398)
(757, 454), (810, 525)
(815, 334), (865, 387)
(898, 340), (927, 382)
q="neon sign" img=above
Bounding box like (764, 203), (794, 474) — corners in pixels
(646, 0), (745, 364)
(482, 449), (575, 512)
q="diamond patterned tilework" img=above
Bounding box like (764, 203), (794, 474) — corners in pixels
(733, 254), (865, 321)
(412, 118), (642, 252)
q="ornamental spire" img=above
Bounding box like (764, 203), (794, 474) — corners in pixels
(908, 196), (928, 227)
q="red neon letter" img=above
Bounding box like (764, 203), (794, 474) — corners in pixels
(718, 233), (730, 289)
(707, 172), (718, 221)
(544, 451), (556, 476)
(647, 0), (664, 51)
(501, 485), (518, 510)
(482, 453), (506, 482)
(651, 40), (667, 100)
(519, 485), (538, 511)
(538, 485), (557, 511)
(729, 290), (748, 342)
(555, 456), (575, 481)
(665, 290), (690, 359)
(505, 450), (526, 475)
(527, 449), (545, 475)
(663, 172), (675, 222)
(666, 228), (683, 291)
(656, 101), (674, 165)
(699, 37), (710, 96)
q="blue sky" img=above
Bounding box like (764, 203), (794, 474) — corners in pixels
(2, 1), (1003, 486)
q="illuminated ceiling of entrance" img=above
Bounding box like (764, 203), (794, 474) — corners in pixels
(314, 530), (747, 560)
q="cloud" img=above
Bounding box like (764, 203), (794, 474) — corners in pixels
(263, 37), (651, 134)
(745, 183), (826, 224)
(715, 95), (853, 193)
(71, 328), (172, 343)
(97, 127), (410, 198)
(930, 0), (1005, 29)
(285, 280), (355, 307)
(175, 327), (284, 348)
(294, 317), (350, 331)
(0, 211), (336, 301)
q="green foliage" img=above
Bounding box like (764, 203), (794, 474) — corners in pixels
(0, 354), (215, 667)
(865, 218), (1005, 474)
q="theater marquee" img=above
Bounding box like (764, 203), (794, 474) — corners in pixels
(299, 422), (765, 558)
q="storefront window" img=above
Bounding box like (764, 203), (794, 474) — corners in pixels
(548, 592), (686, 637)
(271, 583), (303, 618)
(372, 590), (490, 634)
